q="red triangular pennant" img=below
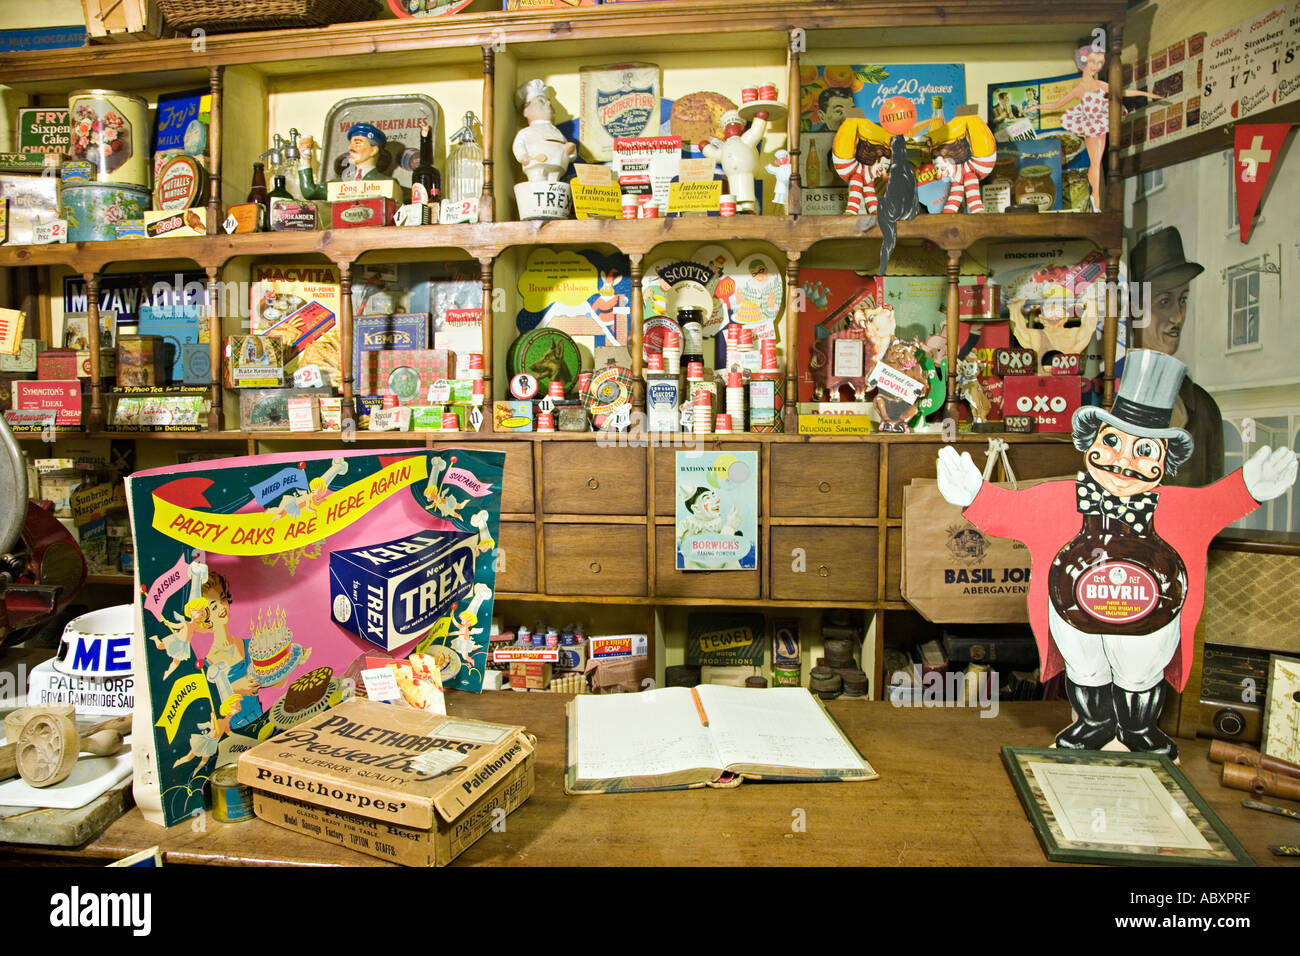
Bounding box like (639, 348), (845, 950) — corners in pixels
(1233, 123), (1292, 243)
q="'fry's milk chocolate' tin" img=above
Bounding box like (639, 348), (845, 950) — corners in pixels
(68, 90), (150, 187)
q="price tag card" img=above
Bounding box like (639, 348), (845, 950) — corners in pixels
(678, 158), (716, 181)
(667, 180), (721, 214)
(439, 197), (480, 224)
(360, 667), (403, 703)
(572, 181), (623, 219)
(573, 163), (615, 186)
(428, 379), (452, 403)
(33, 219), (67, 244)
(292, 364), (325, 388)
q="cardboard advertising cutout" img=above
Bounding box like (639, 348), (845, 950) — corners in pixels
(126, 447), (504, 826)
(936, 350), (1298, 759)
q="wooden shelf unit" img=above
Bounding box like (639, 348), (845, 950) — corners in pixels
(1, 1), (1129, 696)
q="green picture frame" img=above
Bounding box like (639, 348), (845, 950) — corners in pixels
(1001, 746), (1254, 866)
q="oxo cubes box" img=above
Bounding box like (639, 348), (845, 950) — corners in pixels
(330, 530), (478, 650)
(1002, 375), (1081, 433)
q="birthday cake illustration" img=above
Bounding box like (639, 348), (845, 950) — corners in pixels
(249, 607), (311, 688)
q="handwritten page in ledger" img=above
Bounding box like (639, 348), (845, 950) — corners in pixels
(701, 685), (872, 774)
(573, 688), (723, 781)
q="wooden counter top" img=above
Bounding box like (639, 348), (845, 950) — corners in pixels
(3, 694), (1295, 867)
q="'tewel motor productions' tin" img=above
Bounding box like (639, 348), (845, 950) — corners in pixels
(68, 90), (150, 187)
(210, 765), (254, 822)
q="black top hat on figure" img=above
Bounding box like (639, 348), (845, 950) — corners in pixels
(1129, 226), (1204, 294)
(1072, 349), (1194, 474)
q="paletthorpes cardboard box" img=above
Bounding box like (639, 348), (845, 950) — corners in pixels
(240, 699), (534, 867)
(125, 447), (504, 828)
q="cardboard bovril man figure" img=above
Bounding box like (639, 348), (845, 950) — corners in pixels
(936, 350), (1298, 759)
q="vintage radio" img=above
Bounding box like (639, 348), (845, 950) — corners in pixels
(1165, 533), (1300, 741)
(1198, 643), (1269, 743)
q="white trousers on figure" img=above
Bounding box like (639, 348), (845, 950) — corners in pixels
(1048, 604), (1181, 692)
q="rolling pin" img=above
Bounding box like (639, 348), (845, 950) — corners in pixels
(1221, 762), (1300, 801)
(0, 714), (132, 786)
(1208, 740), (1300, 781)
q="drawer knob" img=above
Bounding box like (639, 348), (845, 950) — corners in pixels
(587, 477), (600, 490)
(590, 561), (602, 574)
(818, 565), (830, 577)
(818, 481), (831, 493)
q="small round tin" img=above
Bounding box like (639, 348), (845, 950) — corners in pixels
(62, 182), (150, 242)
(210, 764), (254, 823)
(68, 90), (150, 187)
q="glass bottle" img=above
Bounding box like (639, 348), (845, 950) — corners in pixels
(247, 161), (269, 230)
(446, 111), (484, 212)
(411, 122), (441, 204)
(678, 306), (705, 371)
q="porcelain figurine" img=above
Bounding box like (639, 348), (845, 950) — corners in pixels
(699, 109), (768, 214)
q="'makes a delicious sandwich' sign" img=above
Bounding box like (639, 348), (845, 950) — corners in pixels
(126, 448), (503, 827)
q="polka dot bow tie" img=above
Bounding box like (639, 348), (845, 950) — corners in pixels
(1074, 472), (1158, 533)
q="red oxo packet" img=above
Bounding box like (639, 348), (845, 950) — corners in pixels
(1002, 375), (1080, 432)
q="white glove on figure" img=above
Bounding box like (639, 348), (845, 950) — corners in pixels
(1243, 445), (1299, 502)
(936, 445), (984, 508)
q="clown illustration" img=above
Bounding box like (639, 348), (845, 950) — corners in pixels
(936, 350), (1298, 759)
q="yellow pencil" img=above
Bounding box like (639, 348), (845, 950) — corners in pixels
(691, 686), (709, 727)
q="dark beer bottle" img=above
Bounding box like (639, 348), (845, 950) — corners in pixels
(247, 161), (270, 230)
(411, 124), (441, 204)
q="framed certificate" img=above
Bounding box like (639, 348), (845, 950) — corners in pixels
(1002, 746), (1253, 866)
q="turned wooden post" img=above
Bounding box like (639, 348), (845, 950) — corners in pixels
(786, 28), (802, 216)
(208, 65), (223, 234)
(943, 249), (962, 424)
(1103, 254), (1120, 408)
(85, 272), (102, 431)
(630, 253), (644, 412)
(339, 262), (353, 413)
(783, 252), (800, 432)
(480, 256), (494, 425)
(206, 266), (222, 430)
(1106, 23), (1123, 214)
(481, 46), (495, 223)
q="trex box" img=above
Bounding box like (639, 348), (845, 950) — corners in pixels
(240, 698), (535, 867)
(330, 530), (482, 651)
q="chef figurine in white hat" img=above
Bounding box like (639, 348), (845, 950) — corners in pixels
(936, 350), (1298, 760)
(700, 108), (769, 214)
(512, 79), (577, 183)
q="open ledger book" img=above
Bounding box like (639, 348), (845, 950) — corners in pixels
(565, 685), (878, 793)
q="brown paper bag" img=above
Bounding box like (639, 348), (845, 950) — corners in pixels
(901, 478), (1039, 624)
(585, 655), (652, 693)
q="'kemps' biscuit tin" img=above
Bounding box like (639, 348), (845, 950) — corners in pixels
(68, 90), (149, 187)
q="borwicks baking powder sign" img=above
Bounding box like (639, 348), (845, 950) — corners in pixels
(126, 447), (504, 827)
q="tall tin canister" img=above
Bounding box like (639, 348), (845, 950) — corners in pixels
(68, 90), (150, 187)
(62, 182), (150, 242)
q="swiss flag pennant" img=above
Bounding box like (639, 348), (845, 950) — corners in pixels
(1234, 123), (1292, 243)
